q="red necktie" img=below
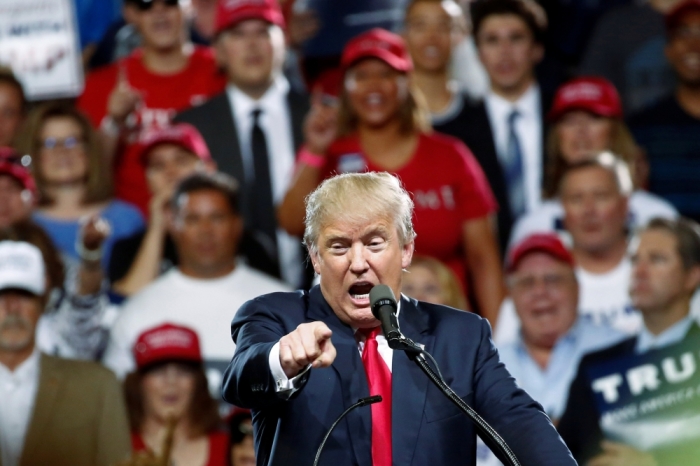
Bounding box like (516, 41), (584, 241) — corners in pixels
(360, 326), (392, 466)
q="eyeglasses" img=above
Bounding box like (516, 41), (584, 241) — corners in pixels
(40, 136), (83, 151)
(510, 273), (573, 294)
(132, 0), (180, 11)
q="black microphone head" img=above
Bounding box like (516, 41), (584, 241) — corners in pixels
(358, 395), (383, 406)
(370, 284), (397, 320)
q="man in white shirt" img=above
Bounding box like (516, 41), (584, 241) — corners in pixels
(472, 0), (548, 219)
(0, 240), (130, 466)
(496, 154), (644, 342)
(559, 217), (700, 465)
(176, 0), (309, 288)
(103, 172), (291, 396)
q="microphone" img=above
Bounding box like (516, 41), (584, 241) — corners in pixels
(312, 396), (382, 466)
(370, 285), (421, 353)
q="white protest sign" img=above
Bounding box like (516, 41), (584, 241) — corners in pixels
(0, 0), (84, 100)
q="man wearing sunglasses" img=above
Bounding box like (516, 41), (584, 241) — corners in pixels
(78, 0), (226, 216)
(175, 0), (310, 290)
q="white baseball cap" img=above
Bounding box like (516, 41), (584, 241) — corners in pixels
(0, 241), (46, 296)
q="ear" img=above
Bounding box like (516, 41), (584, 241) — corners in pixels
(165, 207), (177, 237)
(309, 249), (322, 275)
(401, 241), (415, 270)
(214, 39), (227, 69)
(685, 266), (700, 292)
(531, 43), (545, 65)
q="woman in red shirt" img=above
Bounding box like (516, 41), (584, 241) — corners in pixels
(279, 28), (505, 324)
(123, 323), (228, 466)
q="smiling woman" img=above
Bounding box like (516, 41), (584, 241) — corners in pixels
(122, 323), (228, 466)
(15, 103), (145, 270)
(279, 28), (505, 325)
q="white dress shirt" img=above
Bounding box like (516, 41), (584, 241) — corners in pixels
(0, 349), (41, 466)
(635, 315), (694, 354)
(484, 84), (543, 213)
(226, 75), (303, 287)
(268, 300), (403, 395)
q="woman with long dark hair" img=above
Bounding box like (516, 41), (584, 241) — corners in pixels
(123, 323), (227, 466)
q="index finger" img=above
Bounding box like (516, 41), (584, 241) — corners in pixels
(312, 322), (332, 342)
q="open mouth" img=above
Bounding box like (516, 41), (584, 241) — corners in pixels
(349, 281), (374, 301)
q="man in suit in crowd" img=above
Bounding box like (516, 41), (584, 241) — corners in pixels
(0, 240), (130, 466)
(558, 217), (700, 465)
(463, 0), (550, 251)
(175, 0), (309, 288)
(222, 171), (575, 466)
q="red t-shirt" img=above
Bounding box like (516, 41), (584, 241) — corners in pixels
(78, 47), (226, 213)
(320, 132), (498, 293)
(131, 431), (229, 466)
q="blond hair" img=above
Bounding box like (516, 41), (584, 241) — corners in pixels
(304, 172), (416, 255)
(544, 119), (641, 199)
(406, 255), (468, 310)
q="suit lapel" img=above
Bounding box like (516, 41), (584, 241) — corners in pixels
(392, 296), (434, 465)
(307, 287), (372, 466)
(20, 354), (62, 466)
(286, 89), (309, 151)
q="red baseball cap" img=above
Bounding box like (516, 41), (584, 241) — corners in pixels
(666, 0), (700, 31)
(0, 148), (37, 196)
(137, 123), (212, 166)
(548, 77), (623, 121)
(506, 233), (575, 273)
(133, 323), (203, 369)
(341, 28), (413, 73)
(215, 0), (285, 35)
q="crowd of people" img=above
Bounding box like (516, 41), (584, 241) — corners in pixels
(1, 0), (700, 464)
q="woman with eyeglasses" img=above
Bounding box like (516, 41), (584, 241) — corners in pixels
(507, 77), (677, 249)
(279, 29), (504, 324)
(16, 102), (144, 270)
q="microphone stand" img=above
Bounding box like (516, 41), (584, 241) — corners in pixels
(396, 338), (522, 466)
(312, 395), (382, 466)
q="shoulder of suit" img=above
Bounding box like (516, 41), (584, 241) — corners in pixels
(409, 298), (484, 325)
(577, 335), (637, 369)
(175, 91), (229, 119)
(41, 353), (119, 382)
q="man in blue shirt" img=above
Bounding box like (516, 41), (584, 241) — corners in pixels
(559, 217), (700, 465)
(498, 233), (625, 423)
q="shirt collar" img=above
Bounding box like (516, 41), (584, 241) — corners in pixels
(486, 83), (540, 120)
(635, 315), (694, 354)
(227, 74), (289, 119)
(0, 347), (41, 380)
(515, 315), (581, 355)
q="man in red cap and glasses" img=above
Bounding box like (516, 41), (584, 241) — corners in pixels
(175, 0), (309, 290)
(0, 149), (35, 229)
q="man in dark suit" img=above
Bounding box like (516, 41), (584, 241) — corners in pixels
(222, 171), (575, 466)
(559, 217), (700, 466)
(175, 0), (309, 288)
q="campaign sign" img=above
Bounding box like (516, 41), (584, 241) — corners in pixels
(585, 332), (700, 453)
(0, 0), (84, 100)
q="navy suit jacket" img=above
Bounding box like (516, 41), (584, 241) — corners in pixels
(222, 286), (575, 466)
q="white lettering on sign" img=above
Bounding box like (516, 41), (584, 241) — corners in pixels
(591, 351), (700, 404)
(414, 186), (456, 210)
(627, 364), (661, 396)
(593, 374), (624, 403)
(662, 353), (696, 383)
